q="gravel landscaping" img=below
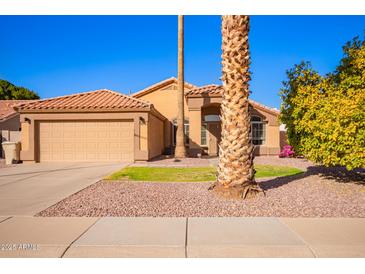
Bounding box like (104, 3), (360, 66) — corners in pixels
(37, 157), (365, 218)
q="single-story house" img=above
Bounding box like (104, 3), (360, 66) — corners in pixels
(132, 77), (282, 157)
(16, 78), (283, 163)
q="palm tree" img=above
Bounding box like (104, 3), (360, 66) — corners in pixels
(175, 15), (187, 158)
(212, 15), (262, 199)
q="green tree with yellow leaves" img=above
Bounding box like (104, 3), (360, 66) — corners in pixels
(280, 36), (365, 170)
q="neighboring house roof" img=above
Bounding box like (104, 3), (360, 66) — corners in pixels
(15, 89), (153, 113)
(0, 100), (37, 121)
(186, 85), (280, 116)
(132, 77), (198, 98)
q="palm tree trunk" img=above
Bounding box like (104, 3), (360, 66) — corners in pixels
(175, 15), (187, 158)
(213, 15), (262, 199)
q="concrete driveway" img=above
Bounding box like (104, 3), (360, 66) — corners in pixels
(0, 162), (129, 216)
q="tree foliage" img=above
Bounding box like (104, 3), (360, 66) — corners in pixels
(280, 36), (365, 170)
(0, 79), (40, 100)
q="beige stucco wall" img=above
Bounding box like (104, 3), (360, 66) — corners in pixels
(139, 119), (148, 151)
(138, 84), (190, 120)
(266, 125), (280, 147)
(148, 113), (164, 159)
(253, 124), (281, 156)
(188, 109), (201, 151)
(20, 122), (30, 151)
(164, 120), (173, 150)
(136, 84), (189, 150)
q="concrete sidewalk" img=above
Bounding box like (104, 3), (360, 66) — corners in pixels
(0, 216), (364, 258)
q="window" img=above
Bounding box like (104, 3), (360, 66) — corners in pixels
(203, 114), (220, 122)
(201, 124), (207, 146)
(250, 116), (265, 145)
(172, 119), (189, 145)
(184, 123), (189, 144)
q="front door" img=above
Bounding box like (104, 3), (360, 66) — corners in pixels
(208, 122), (221, 156)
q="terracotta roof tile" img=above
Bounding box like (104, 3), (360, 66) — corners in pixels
(0, 100), (38, 121)
(15, 89), (151, 112)
(185, 84), (221, 96)
(186, 85), (280, 115)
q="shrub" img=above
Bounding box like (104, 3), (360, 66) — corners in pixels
(279, 145), (295, 158)
(280, 36), (365, 170)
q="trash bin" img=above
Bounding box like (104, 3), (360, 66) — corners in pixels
(2, 141), (21, 165)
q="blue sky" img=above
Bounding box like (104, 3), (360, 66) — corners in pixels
(0, 15), (364, 108)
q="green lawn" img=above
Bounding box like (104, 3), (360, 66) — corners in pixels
(105, 165), (303, 182)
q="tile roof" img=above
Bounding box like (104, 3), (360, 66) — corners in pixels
(186, 85), (280, 115)
(249, 99), (280, 115)
(132, 77), (198, 98)
(0, 100), (37, 121)
(185, 84), (222, 96)
(15, 89), (152, 112)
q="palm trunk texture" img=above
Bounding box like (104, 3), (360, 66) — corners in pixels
(213, 15), (263, 199)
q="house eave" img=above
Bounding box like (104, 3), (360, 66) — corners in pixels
(185, 94), (222, 98)
(17, 107), (151, 114)
(0, 112), (19, 123)
(132, 77), (198, 98)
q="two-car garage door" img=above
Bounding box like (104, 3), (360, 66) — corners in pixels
(39, 120), (134, 162)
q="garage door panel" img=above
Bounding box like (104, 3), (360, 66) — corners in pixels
(109, 143), (122, 150)
(74, 131), (85, 138)
(97, 131), (108, 138)
(63, 130), (76, 138)
(98, 143), (109, 150)
(109, 131), (121, 138)
(50, 130), (62, 138)
(39, 120), (134, 162)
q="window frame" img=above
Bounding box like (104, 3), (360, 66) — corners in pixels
(250, 115), (266, 146)
(200, 123), (208, 146)
(203, 114), (220, 122)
